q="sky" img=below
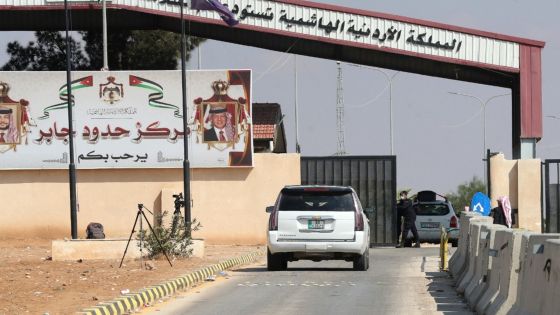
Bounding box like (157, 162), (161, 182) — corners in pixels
(0, 0), (558, 195)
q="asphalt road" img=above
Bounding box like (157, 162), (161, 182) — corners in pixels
(146, 247), (472, 315)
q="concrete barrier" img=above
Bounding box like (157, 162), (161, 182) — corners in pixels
(456, 221), (493, 294)
(463, 224), (492, 301)
(52, 238), (205, 261)
(465, 224), (508, 308)
(497, 232), (535, 315)
(476, 229), (530, 314)
(509, 233), (560, 315)
(541, 239), (560, 315)
(449, 212), (560, 315)
(449, 212), (481, 278)
(454, 216), (493, 285)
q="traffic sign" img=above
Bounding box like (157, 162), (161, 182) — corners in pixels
(470, 192), (491, 216)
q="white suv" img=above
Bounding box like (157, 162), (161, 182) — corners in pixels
(266, 185), (370, 271)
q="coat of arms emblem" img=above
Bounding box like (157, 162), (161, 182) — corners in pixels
(99, 76), (124, 104)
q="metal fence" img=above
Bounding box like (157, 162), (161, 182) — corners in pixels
(543, 159), (560, 233)
(301, 156), (397, 246)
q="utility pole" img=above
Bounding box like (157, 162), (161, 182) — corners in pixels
(64, 0), (77, 239)
(448, 91), (511, 188)
(294, 55), (301, 153)
(336, 61), (346, 156)
(102, 0), (108, 70)
(180, 0), (191, 232)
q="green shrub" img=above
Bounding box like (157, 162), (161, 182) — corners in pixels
(137, 211), (202, 259)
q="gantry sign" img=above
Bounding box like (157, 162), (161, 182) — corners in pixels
(0, 0), (544, 157)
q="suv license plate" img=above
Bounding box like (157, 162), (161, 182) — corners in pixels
(421, 222), (440, 228)
(308, 220), (325, 229)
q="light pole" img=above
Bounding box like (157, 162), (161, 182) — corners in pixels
(370, 69), (399, 156)
(346, 64), (399, 155)
(294, 55), (301, 153)
(448, 92), (511, 156)
(449, 92), (510, 190)
(102, 0), (108, 70)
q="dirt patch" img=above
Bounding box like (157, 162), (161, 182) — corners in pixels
(0, 238), (264, 314)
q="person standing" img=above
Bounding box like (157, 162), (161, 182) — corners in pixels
(396, 191), (404, 244)
(491, 196), (513, 228)
(396, 191), (420, 248)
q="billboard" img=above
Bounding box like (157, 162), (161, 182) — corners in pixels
(0, 70), (253, 169)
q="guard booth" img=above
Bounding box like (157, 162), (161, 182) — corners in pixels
(301, 156), (397, 246)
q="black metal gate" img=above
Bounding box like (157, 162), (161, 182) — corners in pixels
(543, 159), (560, 233)
(301, 156), (397, 246)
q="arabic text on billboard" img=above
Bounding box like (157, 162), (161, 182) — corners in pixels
(0, 70), (253, 169)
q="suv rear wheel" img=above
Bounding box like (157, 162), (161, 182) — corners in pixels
(267, 249), (287, 271)
(353, 248), (369, 271)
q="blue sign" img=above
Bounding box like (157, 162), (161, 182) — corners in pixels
(470, 192), (491, 216)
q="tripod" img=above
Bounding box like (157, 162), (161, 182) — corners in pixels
(119, 204), (173, 268)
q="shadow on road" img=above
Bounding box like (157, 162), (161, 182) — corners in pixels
(234, 266), (355, 272)
(284, 267), (354, 272)
(425, 271), (473, 314)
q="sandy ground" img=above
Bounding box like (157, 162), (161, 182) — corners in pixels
(0, 238), (264, 315)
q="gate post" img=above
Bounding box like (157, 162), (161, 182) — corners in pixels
(486, 149), (491, 197)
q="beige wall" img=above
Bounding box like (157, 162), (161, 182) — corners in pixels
(490, 155), (519, 209)
(490, 153), (541, 232)
(517, 159), (542, 232)
(0, 153), (301, 244)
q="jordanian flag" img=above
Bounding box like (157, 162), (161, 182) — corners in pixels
(188, 0), (238, 27)
(39, 76), (93, 120)
(129, 75), (182, 118)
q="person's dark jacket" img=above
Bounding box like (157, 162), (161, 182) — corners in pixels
(491, 206), (515, 227)
(397, 198), (416, 227)
(204, 128), (219, 141)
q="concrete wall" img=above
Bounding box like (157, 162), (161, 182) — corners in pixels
(490, 153), (541, 232)
(0, 153), (300, 244)
(450, 223), (560, 314)
(517, 159), (542, 232)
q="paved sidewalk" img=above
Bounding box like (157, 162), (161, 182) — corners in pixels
(394, 250), (472, 314)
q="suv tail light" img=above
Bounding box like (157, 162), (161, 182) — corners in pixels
(450, 216), (458, 228)
(269, 210), (278, 231)
(354, 210), (364, 231)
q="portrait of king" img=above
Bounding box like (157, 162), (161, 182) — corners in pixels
(0, 81), (31, 152)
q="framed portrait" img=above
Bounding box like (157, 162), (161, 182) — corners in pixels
(201, 102), (239, 146)
(0, 103), (22, 145)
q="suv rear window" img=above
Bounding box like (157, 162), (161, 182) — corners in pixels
(278, 191), (355, 211)
(415, 203), (450, 216)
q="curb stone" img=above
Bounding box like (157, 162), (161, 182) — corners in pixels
(78, 251), (262, 315)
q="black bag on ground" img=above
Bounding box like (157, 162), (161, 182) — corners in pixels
(86, 222), (105, 239)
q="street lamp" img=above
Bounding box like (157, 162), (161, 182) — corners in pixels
(448, 92), (511, 156)
(347, 64), (399, 155)
(370, 68), (399, 156)
(448, 92), (511, 186)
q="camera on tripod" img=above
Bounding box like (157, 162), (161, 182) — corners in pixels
(173, 193), (185, 214)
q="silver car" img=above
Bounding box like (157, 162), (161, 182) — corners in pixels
(406, 190), (460, 247)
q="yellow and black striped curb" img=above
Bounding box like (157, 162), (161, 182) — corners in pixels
(78, 251), (262, 315)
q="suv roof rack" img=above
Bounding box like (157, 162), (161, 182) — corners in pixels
(281, 185), (353, 193)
